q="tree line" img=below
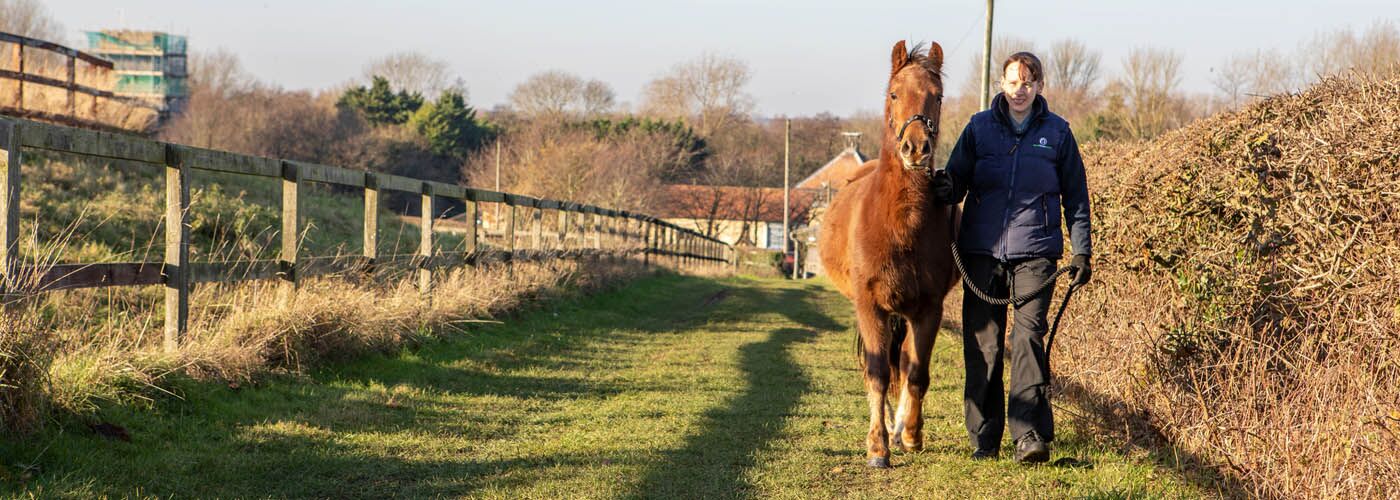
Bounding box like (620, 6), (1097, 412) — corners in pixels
(6, 0), (1395, 237)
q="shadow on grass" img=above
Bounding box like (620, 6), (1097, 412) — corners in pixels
(1, 273), (733, 498)
(3, 274), (852, 498)
(1056, 378), (1254, 498)
(630, 327), (816, 498)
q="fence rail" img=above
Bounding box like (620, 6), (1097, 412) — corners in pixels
(0, 115), (732, 350)
(0, 31), (161, 132)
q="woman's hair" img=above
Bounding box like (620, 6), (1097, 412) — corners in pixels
(1002, 52), (1044, 83)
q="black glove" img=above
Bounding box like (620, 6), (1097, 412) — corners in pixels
(931, 169), (956, 204)
(1069, 254), (1091, 286)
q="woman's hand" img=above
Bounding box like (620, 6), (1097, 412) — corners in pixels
(932, 169), (956, 204)
(1069, 254), (1091, 286)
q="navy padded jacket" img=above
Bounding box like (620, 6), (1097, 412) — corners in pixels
(943, 93), (1092, 260)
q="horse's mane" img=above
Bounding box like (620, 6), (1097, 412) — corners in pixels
(897, 42), (944, 77)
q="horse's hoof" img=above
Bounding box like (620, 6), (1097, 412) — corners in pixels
(890, 440), (906, 453)
(866, 456), (891, 468)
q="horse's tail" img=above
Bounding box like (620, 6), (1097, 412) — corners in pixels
(854, 315), (907, 391)
(886, 316), (906, 401)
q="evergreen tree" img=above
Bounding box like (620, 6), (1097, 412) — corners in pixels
(409, 90), (493, 158)
(338, 76), (424, 125)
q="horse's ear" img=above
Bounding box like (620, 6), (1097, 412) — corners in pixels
(926, 41), (944, 73)
(890, 40), (909, 74)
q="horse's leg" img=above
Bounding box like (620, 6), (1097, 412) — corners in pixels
(890, 317), (912, 452)
(856, 300), (893, 468)
(895, 306), (941, 452)
(885, 316), (905, 448)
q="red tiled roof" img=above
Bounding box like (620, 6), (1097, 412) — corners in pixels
(654, 184), (817, 223)
(797, 147), (868, 190)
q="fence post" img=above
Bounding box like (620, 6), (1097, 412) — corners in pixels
(642, 220), (652, 268)
(620, 217), (632, 259)
(1, 122), (21, 299)
(557, 208), (569, 252)
(604, 214), (615, 261)
(419, 183), (434, 298)
(668, 227), (677, 269)
(504, 199), (516, 272)
(682, 232), (690, 269)
(465, 198), (478, 265)
(662, 226), (671, 269)
(363, 173), (378, 273)
(13, 45), (22, 110)
(592, 213), (603, 253)
(531, 206), (542, 252)
(279, 160), (301, 301)
(164, 144), (190, 351)
(66, 55), (76, 118)
(685, 233), (694, 269)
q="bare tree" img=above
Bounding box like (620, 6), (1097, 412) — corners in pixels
(580, 79), (616, 117)
(462, 119), (676, 214)
(1211, 49), (1296, 109)
(508, 70), (615, 119)
(1115, 47), (1187, 139)
(363, 51), (463, 100)
(165, 50), (256, 149)
(1299, 20), (1400, 81)
(189, 49), (253, 99)
(640, 53), (753, 137)
(1211, 53), (1253, 109)
(1045, 38), (1102, 119)
(0, 0), (62, 40)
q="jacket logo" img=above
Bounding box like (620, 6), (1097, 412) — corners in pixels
(1033, 136), (1053, 150)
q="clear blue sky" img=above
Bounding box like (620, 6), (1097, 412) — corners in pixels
(42, 0), (1400, 116)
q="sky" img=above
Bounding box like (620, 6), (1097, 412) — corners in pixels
(41, 0), (1400, 117)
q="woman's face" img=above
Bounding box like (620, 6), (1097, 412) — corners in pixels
(1000, 61), (1042, 116)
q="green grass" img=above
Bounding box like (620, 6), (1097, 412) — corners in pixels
(0, 274), (1215, 498)
(18, 154), (463, 265)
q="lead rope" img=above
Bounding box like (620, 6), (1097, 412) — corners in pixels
(946, 210), (1083, 393)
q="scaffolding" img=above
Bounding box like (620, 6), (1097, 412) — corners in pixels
(83, 30), (187, 115)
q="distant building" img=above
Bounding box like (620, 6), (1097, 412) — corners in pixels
(795, 132), (869, 192)
(84, 30), (188, 116)
(655, 184), (817, 250)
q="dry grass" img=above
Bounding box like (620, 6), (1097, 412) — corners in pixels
(1060, 74), (1400, 498)
(8, 257), (650, 424)
(0, 314), (50, 435)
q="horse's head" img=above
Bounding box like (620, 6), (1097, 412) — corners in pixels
(884, 40), (945, 172)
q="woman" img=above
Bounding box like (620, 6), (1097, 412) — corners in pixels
(932, 52), (1092, 463)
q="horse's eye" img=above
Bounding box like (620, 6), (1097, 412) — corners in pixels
(889, 93), (897, 100)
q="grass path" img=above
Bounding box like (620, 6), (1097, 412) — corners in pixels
(2, 274), (1213, 498)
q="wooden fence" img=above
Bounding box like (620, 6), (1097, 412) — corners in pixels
(0, 31), (160, 131)
(0, 115), (731, 350)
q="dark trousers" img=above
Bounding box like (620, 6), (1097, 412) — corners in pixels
(961, 254), (1057, 450)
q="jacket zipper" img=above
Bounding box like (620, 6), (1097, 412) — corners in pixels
(1041, 195), (1050, 236)
(1000, 139), (1021, 261)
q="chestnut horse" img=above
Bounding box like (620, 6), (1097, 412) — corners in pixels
(818, 40), (958, 468)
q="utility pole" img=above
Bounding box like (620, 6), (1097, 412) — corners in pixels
(494, 139), (502, 232)
(784, 119), (794, 279)
(981, 0), (995, 110)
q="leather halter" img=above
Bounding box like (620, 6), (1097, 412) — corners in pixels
(895, 114), (937, 176)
